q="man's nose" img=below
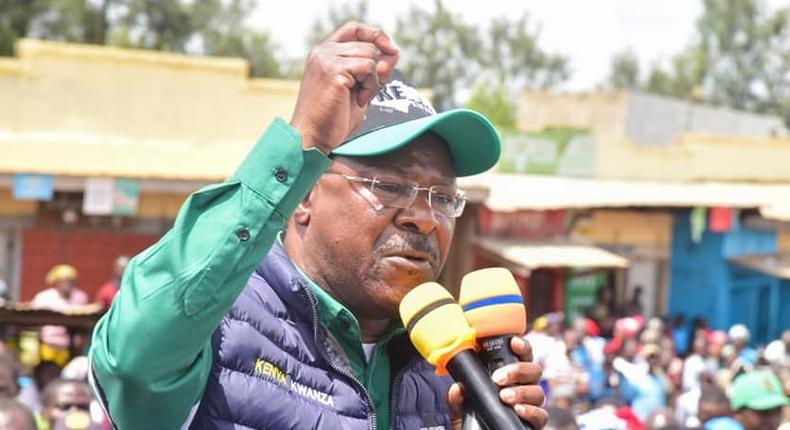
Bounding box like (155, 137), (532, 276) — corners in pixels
(395, 192), (439, 235)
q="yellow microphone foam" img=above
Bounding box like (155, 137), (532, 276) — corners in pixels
(399, 282), (477, 375)
(459, 268), (527, 338)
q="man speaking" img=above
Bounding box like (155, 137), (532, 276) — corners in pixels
(89, 22), (547, 429)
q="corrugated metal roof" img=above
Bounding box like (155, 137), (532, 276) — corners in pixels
(459, 173), (790, 221)
(476, 237), (629, 271)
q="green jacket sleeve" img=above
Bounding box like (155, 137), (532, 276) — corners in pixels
(88, 118), (331, 430)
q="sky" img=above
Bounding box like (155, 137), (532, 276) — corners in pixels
(251, 0), (705, 91)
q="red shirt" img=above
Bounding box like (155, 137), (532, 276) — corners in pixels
(95, 280), (119, 311)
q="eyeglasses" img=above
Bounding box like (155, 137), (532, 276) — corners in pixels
(325, 172), (467, 218)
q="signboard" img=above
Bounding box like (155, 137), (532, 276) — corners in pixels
(499, 127), (595, 177)
(13, 174), (53, 201)
(83, 178), (139, 216)
(478, 206), (568, 240)
(112, 179), (140, 216)
(564, 269), (605, 323)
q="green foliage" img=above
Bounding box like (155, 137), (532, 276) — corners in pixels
(604, 0), (790, 126)
(394, 0), (482, 111)
(0, 0), (281, 77)
(465, 83), (516, 131)
(395, 0), (569, 114)
(607, 48), (640, 90)
(306, 1), (370, 49)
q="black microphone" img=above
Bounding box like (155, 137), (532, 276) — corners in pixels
(399, 281), (526, 430)
(460, 268), (532, 430)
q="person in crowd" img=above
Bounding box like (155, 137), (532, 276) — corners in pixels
(615, 343), (669, 421)
(728, 324), (757, 366)
(697, 385), (743, 430)
(93, 256), (129, 312)
(643, 408), (680, 430)
(545, 406), (579, 430)
(0, 398), (37, 430)
(32, 265), (88, 366)
(0, 355), (18, 401)
(730, 370), (789, 430)
(88, 22), (547, 430)
(526, 315), (556, 368)
(683, 334), (711, 393)
(671, 315), (690, 358)
(39, 379), (93, 430)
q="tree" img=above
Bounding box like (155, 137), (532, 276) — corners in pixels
(465, 82), (516, 130)
(625, 0), (790, 126)
(306, 0), (370, 49)
(1, 0), (282, 77)
(607, 48), (641, 90)
(481, 13), (570, 91)
(394, 0), (482, 110)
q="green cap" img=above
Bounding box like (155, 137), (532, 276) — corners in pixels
(730, 370), (790, 411)
(332, 70), (500, 177)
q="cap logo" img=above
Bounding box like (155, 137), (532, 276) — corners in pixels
(371, 79), (436, 116)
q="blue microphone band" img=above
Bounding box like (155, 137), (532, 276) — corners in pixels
(461, 295), (523, 312)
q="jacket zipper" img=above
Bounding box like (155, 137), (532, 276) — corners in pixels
(389, 363), (408, 430)
(298, 281), (377, 430)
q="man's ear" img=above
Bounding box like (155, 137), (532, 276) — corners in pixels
(292, 188), (315, 226)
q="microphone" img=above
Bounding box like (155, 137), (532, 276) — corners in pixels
(460, 268), (531, 430)
(459, 267), (527, 376)
(399, 282), (525, 430)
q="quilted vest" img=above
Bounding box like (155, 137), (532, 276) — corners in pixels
(189, 243), (453, 429)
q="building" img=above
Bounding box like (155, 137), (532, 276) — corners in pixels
(0, 39), (299, 301)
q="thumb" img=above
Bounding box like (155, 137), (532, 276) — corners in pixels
(446, 382), (464, 421)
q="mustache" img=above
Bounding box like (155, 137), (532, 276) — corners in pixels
(374, 233), (440, 265)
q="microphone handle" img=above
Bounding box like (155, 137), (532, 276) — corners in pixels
(478, 335), (520, 375)
(447, 351), (525, 430)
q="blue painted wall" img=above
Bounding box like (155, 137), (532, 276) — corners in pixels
(669, 210), (777, 343)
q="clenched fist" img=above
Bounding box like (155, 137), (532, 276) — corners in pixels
(290, 22), (399, 154)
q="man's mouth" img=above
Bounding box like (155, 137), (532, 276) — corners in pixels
(384, 250), (435, 271)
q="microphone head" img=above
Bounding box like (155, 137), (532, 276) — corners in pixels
(399, 282), (477, 375)
(459, 267), (527, 337)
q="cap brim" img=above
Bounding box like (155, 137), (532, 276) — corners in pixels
(746, 394), (790, 410)
(332, 109), (500, 177)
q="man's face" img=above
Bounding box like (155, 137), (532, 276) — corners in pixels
(735, 407), (782, 430)
(697, 401), (728, 423)
(292, 133), (456, 320)
(43, 382), (92, 425)
(54, 280), (74, 296)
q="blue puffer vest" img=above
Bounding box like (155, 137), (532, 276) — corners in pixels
(189, 242), (454, 429)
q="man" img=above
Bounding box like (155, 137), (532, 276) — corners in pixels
(730, 370), (789, 430)
(697, 385), (744, 430)
(40, 379), (93, 430)
(0, 398), (37, 430)
(728, 324), (757, 366)
(32, 264), (89, 366)
(89, 22), (547, 430)
(94, 256), (129, 311)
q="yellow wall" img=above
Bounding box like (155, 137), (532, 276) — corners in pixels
(0, 39), (300, 181)
(517, 91), (790, 182)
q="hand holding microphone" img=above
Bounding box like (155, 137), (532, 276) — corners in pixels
(399, 279), (547, 429)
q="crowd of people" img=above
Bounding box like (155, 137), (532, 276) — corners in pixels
(531, 307), (790, 430)
(0, 258), (128, 430)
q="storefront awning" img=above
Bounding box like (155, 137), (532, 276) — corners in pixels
(459, 173), (790, 221)
(476, 237), (629, 274)
(729, 253), (790, 280)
